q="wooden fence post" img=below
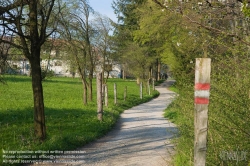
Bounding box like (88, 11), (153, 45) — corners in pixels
(114, 83), (117, 105)
(140, 82), (143, 99)
(194, 58), (211, 166)
(96, 72), (103, 121)
(124, 86), (127, 101)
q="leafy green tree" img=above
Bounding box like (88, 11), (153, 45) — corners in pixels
(112, 0), (162, 82)
(151, 1), (250, 165)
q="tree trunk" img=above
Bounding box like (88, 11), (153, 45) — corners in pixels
(153, 78), (155, 91)
(114, 83), (117, 105)
(96, 73), (103, 121)
(75, 53), (88, 105)
(140, 82), (143, 99)
(137, 77), (140, 85)
(29, 53), (46, 141)
(157, 60), (161, 81)
(122, 63), (126, 79)
(104, 84), (108, 107)
(87, 34), (94, 102)
(148, 80), (151, 95)
(106, 71), (110, 81)
(123, 69), (126, 79)
(148, 68), (151, 81)
(78, 67), (88, 105)
(82, 80), (88, 105)
(88, 77), (93, 102)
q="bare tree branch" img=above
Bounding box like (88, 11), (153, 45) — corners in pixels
(0, 38), (24, 50)
(183, 15), (250, 46)
(0, 0), (28, 15)
(40, 0), (56, 45)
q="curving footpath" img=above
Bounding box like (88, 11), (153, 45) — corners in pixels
(25, 80), (177, 166)
(74, 80), (178, 166)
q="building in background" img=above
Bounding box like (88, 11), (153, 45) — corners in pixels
(4, 38), (122, 78)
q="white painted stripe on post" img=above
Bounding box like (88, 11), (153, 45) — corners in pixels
(195, 90), (210, 98)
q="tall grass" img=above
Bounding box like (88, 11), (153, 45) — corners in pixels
(0, 75), (159, 165)
(165, 56), (250, 166)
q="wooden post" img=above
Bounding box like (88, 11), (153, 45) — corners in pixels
(104, 84), (108, 107)
(124, 86), (127, 101)
(194, 58), (211, 166)
(114, 83), (117, 105)
(140, 82), (143, 99)
(96, 72), (103, 121)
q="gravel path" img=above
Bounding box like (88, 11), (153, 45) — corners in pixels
(25, 80), (177, 166)
(76, 80), (178, 166)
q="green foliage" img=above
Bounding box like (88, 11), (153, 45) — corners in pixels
(41, 69), (55, 81)
(0, 76), (158, 165)
(113, 0), (250, 165)
(112, 0), (165, 80)
(154, 79), (165, 86)
(0, 76), (5, 84)
(206, 56), (250, 166)
(133, 0), (166, 46)
(242, 1), (250, 17)
(165, 54), (250, 165)
(164, 83), (194, 166)
(121, 43), (153, 79)
(168, 82), (179, 93)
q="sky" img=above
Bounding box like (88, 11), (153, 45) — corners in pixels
(89, 0), (117, 22)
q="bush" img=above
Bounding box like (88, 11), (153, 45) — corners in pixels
(41, 69), (55, 80)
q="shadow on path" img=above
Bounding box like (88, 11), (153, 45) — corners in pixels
(70, 80), (179, 166)
(25, 80), (178, 166)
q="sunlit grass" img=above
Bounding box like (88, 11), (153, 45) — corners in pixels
(167, 81), (179, 93)
(0, 75), (159, 165)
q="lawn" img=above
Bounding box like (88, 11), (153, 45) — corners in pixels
(0, 75), (159, 165)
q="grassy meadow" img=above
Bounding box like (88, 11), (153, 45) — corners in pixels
(0, 75), (159, 164)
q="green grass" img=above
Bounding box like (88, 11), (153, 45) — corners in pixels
(154, 79), (165, 86)
(164, 80), (250, 166)
(164, 89), (195, 166)
(168, 82), (179, 93)
(0, 75), (159, 165)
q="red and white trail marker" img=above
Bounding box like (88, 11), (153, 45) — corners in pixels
(194, 58), (211, 166)
(195, 83), (210, 104)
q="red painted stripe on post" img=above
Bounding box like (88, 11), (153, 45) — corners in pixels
(195, 97), (209, 104)
(195, 83), (210, 90)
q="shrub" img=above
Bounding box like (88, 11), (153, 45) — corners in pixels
(41, 69), (55, 80)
